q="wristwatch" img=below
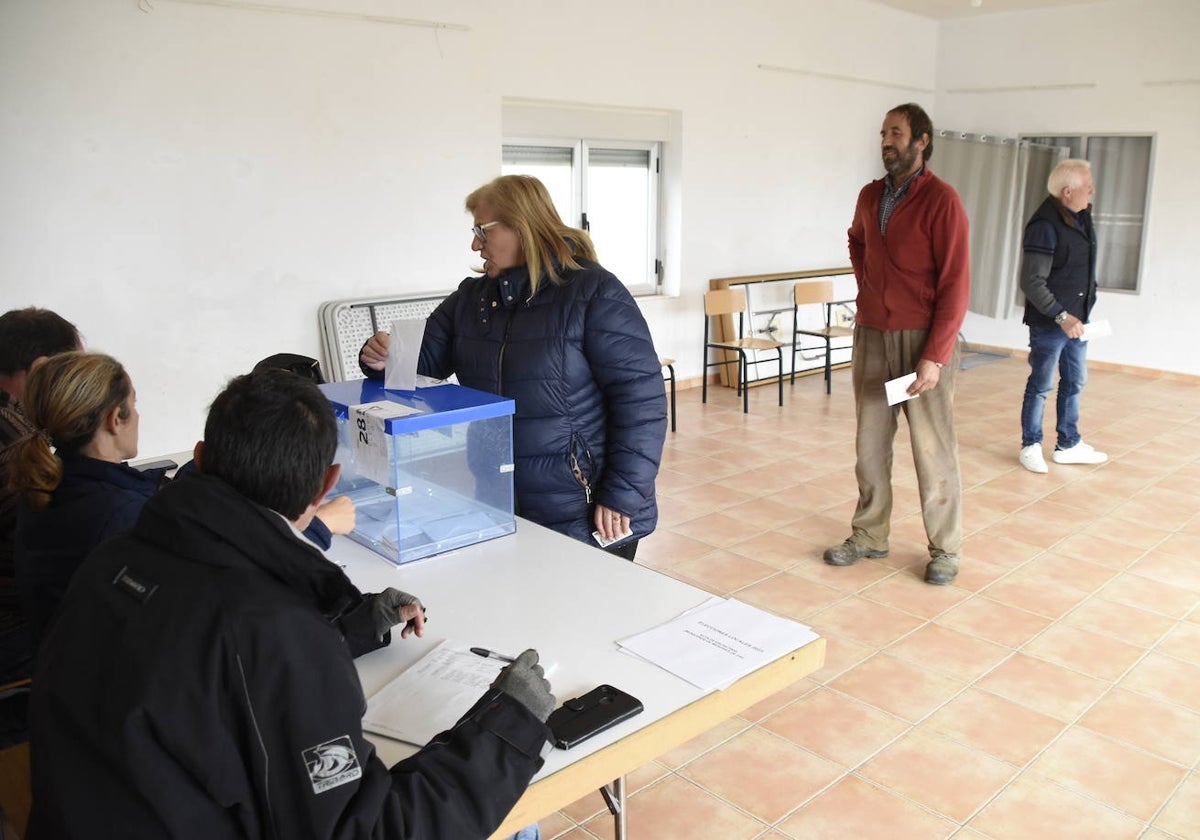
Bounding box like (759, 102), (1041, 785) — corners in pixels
(1054, 311), (1068, 325)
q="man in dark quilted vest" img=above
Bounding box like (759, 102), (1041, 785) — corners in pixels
(1017, 158), (1107, 474)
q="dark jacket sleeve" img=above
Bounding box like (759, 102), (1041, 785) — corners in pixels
(335, 593), (390, 658)
(417, 286), (465, 380)
(239, 613), (547, 840)
(1019, 220), (1062, 318)
(302, 516), (333, 551)
(581, 277), (667, 517)
(1019, 252), (1060, 318)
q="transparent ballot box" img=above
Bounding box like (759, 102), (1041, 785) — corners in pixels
(320, 380), (516, 565)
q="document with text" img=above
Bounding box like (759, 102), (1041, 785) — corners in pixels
(617, 598), (820, 690)
(363, 640), (507, 746)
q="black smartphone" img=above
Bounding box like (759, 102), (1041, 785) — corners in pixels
(134, 459), (178, 474)
(547, 684), (643, 750)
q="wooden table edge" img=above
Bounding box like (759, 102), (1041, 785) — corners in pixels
(489, 636), (826, 838)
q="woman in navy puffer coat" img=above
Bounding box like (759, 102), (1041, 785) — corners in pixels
(362, 175), (667, 558)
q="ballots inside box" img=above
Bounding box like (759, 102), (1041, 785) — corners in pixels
(320, 380), (516, 565)
(547, 684), (643, 750)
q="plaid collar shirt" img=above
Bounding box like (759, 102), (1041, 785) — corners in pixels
(879, 166), (925, 236)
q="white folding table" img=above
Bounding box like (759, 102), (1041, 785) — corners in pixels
(334, 519), (825, 839)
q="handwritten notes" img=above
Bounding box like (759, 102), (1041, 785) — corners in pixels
(363, 640), (507, 746)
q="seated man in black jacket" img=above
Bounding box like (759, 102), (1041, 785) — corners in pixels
(28, 369), (555, 839)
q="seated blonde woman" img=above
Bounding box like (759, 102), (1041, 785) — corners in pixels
(10, 352), (353, 647)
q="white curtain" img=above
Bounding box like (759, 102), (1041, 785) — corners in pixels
(1025, 135), (1152, 292)
(934, 132), (1064, 320)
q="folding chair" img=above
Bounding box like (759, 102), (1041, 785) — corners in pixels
(702, 289), (784, 414)
(660, 358), (676, 432)
(318, 294), (447, 382)
(791, 280), (855, 394)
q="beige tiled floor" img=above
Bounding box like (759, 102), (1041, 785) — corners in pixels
(541, 357), (1200, 840)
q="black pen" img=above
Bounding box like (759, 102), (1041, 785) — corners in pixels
(470, 647), (515, 663)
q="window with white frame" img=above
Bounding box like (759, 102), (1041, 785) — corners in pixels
(1022, 133), (1154, 293)
(502, 139), (662, 296)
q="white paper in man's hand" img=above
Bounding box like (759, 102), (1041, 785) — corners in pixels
(885, 373), (918, 406)
(1080, 319), (1112, 342)
(384, 319), (426, 391)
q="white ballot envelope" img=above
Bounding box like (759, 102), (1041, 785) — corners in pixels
(1080, 319), (1112, 342)
(384, 318), (426, 391)
(885, 373), (918, 406)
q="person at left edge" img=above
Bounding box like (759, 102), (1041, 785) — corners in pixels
(359, 175), (667, 560)
(0, 307), (80, 684)
(28, 369), (552, 839)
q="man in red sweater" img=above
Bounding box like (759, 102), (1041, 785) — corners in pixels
(824, 103), (970, 585)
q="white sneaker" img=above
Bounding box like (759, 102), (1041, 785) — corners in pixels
(1053, 441), (1108, 465)
(1019, 444), (1048, 473)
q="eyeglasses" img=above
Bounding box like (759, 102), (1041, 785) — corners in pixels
(471, 221), (501, 242)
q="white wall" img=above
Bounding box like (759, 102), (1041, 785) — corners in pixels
(2, 0), (938, 455)
(10, 1), (1194, 457)
(937, 0), (1200, 375)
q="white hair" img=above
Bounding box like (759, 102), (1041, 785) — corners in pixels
(1047, 158), (1091, 198)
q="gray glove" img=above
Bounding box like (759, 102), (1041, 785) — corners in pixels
(493, 649), (556, 723)
(369, 588), (423, 641)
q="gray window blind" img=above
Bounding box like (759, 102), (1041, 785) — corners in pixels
(502, 145), (572, 166)
(588, 148), (650, 168)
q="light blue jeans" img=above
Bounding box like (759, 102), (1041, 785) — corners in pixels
(1021, 323), (1088, 449)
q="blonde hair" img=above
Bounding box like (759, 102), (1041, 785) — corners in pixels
(8, 352), (132, 511)
(466, 175), (597, 296)
(1047, 158), (1091, 198)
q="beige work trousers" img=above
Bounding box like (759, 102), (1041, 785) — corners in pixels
(850, 325), (963, 557)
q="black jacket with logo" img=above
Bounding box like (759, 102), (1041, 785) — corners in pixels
(29, 472), (549, 839)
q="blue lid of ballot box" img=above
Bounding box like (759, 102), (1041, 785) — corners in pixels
(319, 380), (514, 434)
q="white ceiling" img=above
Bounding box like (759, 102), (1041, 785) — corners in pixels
(868, 0), (1106, 19)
